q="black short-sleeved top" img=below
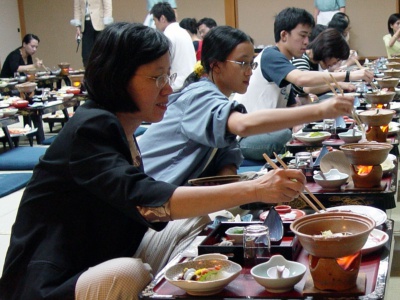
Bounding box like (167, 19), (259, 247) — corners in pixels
(0, 47), (33, 78)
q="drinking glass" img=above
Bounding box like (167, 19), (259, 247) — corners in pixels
(323, 119), (336, 135)
(295, 152), (313, 178)
(243, 224), (270, 270)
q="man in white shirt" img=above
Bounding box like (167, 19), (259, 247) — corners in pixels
(151, 2), (196, 91)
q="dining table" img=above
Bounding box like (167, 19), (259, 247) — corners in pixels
(139, 218), (394, 300)
(0, 114), (20, 149)
(18, 97), (80, 144)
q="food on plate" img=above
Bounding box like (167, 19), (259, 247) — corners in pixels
(307, 132), (325, 137)
(176, 265), (223, 281)
(230, 227), (244, 234)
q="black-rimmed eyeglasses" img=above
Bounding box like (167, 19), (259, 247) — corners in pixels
(136, 73), (177, 88)
(226, 60), (258, 70)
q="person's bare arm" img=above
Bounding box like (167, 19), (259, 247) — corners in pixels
(226, 95), (354, 137)
(313, 7), (320, 22)
(169, 168), (305, 219)
(303, 82), (356, 94)
(286, 68), (373, 87)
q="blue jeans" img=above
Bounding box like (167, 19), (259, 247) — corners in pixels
(239, 129), (292, 161)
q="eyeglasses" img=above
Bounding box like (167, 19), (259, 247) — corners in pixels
(136, 73), (177, 88)
(226, 60), (258, 71)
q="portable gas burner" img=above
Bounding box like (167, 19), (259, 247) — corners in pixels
(340, 143), (393, 188)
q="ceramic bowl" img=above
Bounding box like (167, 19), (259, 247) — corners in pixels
(15, 82), (37, 93)
(338, 130), (362, 143)
(339, 143), (393, 166)
(290, 212), (375, 258)
(225, 226), (245, 244)
(60, 93), (74, 101)
(376, 78), (399, 89)
(165, 259), (241, 296)
(387, 57), (400, 63)
(12, 99), (29, 109)
(364, 92), (395, 105)
(194, 253), (228, 261)
(51, 68), (61, 75)
(293, 131), (331, 144)
(313, 169), (349, 189)
(17, 76), (27, 83)
(1, 108), (18, 117)
(383, 69), (400, 78)
(358, 109), (395, 126)
(385, 62), (400, 69)
(251, 255), (306, 293)
(66, 87), (81, 95)
(274, 205), (291, 214)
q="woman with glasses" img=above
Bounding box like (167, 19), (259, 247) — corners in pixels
(0, 23), (309, 300)
(139, 25), (355, 186)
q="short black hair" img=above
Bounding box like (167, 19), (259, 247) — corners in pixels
(151, 2), (176, 22)
(310, 24), (327, 42)
(328, 12), (350, 36)
(388, 13), (400, 35)
(274, 7), (315, 43)
(22, 34), (40, 46)
(180, 18), (198, 35)
(309, 28), (350, 62)
(182, 26), (253, 89)
(197, 18), (217, 29)
(85, 22), (170, 113)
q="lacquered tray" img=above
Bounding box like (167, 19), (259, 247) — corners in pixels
(197, 222), (301, 265)
(139, 220), (393, 300)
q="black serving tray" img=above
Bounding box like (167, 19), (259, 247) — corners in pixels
(198, 222), (302, 265)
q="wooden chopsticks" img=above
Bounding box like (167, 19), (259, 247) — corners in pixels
(329, 74), (344, 96)
(354, 59), (363, 70)
(354, 59), (379, 91)
(262, 153), (325, 213)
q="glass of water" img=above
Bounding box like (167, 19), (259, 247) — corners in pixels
(243, 224), (271, 270)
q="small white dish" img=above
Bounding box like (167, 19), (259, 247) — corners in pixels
(293, 131), (331, 144)
(313, 169), (349, 189)
(251, 255), (306, 293)
(165, 259), (241, 296)
(225, 226), (245, 244)
(338, 130), (363, 143)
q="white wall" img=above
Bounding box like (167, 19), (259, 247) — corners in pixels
(0, 0), (22, 68)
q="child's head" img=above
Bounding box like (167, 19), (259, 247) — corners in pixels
(308, 28), (350, 70)
(274, 7), (315, 43)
